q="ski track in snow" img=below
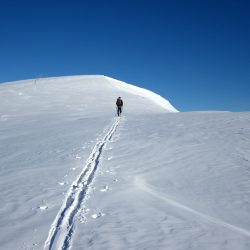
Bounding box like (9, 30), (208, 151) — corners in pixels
(135, 177), (250, 238)
(44, 117), (121, 250)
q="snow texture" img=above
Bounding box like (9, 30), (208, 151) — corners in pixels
(0, 75), (250, 250)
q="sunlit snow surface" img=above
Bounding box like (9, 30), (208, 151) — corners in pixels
(0, 76), (250, 250)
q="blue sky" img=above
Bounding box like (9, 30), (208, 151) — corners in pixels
(0, 0), (249, 111)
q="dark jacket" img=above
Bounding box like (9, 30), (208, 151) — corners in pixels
(116, 99), (123, 107)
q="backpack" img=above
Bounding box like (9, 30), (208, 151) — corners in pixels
(116, 98), (123, 106)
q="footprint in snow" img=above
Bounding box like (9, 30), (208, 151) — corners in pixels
(79, 216), (87, 224)
(105, 170), (113, 174)
(91, 212), (105, 219)
(38, 205), (48, 210)
(100, 186), (110, 192)
(83, 207), (90, 213)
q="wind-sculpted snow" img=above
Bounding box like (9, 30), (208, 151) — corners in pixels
(44, 118), (120, 250)
(135, 177), (250, 237)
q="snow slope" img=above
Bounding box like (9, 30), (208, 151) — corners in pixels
(0, 75), (250, 250)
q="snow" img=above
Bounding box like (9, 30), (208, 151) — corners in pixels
(105, 76), (178, 112)
(0, 75), (250, 250)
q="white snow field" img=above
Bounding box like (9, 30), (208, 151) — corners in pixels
(0, 75), (250, 250)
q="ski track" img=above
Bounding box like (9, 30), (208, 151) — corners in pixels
(135, 177), (250, 238)
(44, 117), (121, 250)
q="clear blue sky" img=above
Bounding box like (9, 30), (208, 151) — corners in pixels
(1, 0), (249, 111)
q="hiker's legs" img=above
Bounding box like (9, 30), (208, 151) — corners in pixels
(117, 107), (122, 116)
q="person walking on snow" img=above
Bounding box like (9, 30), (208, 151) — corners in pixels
(116, 97), (123, 116)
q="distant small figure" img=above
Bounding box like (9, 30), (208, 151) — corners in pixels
(116, 97), (123, 116)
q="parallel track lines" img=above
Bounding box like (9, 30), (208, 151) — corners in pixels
(44, 118), (120, 250)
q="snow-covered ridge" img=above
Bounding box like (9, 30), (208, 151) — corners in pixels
(0, 75), (105, 87)
(105, 76), (178, 112)
(0, 75), (178, 113)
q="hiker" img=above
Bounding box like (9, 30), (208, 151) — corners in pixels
(116, 97), (123, 116)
